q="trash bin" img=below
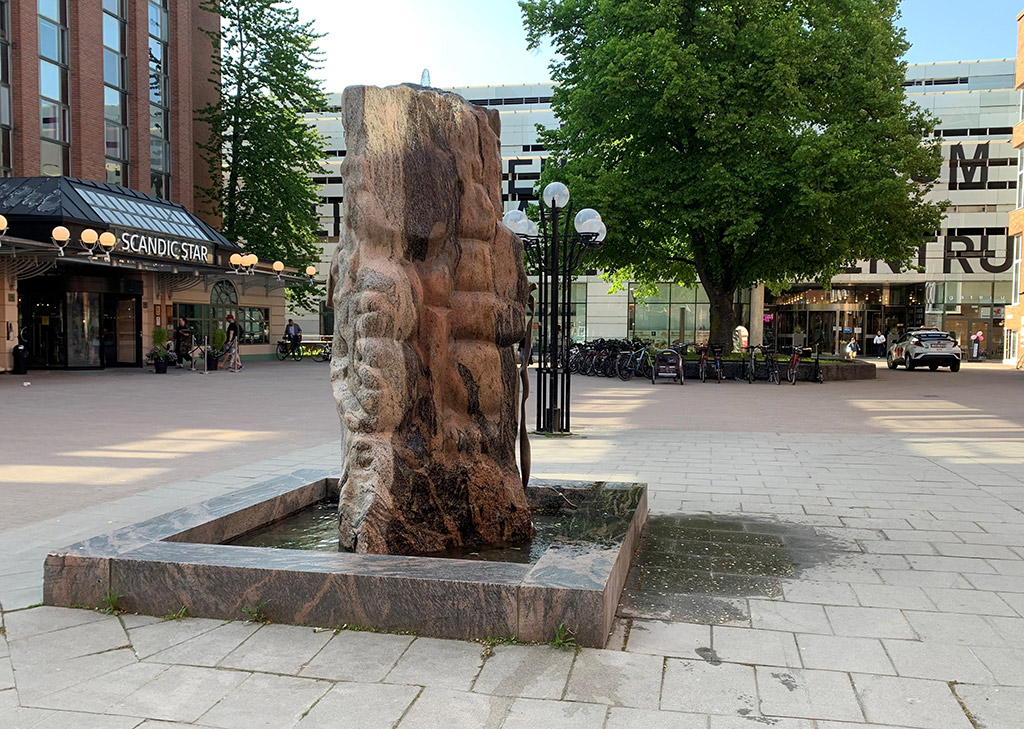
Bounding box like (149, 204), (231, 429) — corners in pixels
(12, 344), (28, 375)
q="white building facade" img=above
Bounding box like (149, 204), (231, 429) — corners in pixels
(302, 62), (1017, 359)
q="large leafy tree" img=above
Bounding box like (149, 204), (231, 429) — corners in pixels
(521, 0), (944, 350)
(197, 0), (327, 311)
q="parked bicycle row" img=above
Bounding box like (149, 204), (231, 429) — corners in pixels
(563, 339), (824, 384)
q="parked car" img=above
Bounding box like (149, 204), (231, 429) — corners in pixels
(887, 328), (961, 372)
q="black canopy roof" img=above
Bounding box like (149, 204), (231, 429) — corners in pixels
(0, 177), (239, 250)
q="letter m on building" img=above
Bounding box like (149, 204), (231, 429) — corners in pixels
(949, 143), (988, 190)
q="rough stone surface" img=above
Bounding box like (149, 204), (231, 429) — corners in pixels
(330, 83), (531, 554)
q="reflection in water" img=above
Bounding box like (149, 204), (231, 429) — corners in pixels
(228, 500), (567, 564)
(226, 483), (648, 565)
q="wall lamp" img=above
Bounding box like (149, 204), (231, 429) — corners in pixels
(229, 252), (259, 275)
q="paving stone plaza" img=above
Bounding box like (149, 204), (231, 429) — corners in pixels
(2, 361), (1024, 728)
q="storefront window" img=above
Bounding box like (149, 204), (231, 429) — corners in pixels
(627, 282), (729, 346)
(173, 281), (268, 345)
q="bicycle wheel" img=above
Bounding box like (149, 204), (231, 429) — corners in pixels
(747, 354), (756, 384)
(616, 354), (634, 381)
(291, 345), (303, 362)
(638, 355), (653, 381)
(787, 358), (797, 384)
(770, 361), (780, 385)
(275, 343), (288, 361)
(315, 345), (330, 362)
(716, 361), (723, 383)
(699, 359), (707, 383)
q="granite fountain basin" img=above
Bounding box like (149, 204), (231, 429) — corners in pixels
(43, 470), (647, 647)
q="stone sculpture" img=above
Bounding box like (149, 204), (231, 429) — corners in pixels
(329, 84), (534, 554)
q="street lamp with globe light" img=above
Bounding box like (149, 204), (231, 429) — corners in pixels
(502, 182), (607, 434)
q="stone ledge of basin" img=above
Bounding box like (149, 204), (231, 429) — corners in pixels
(109, 550), (523, 639)
(44, 469), (334, 608)
(48, 469), (335, 559)
(45, 474), (648, 648)
(115, 541), (532, 583)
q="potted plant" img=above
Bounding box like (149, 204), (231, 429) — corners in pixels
(208, 328), (227, 371)
(792, 324), (806, 348)
(146, 327), (176, 374)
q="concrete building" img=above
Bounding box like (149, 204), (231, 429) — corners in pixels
(305, 62), (1017, 359)
(0, 0), (289, 371)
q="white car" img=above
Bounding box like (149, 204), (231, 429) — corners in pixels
(887, 329), (961, 372)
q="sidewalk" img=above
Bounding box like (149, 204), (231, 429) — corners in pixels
(1, 364), (1023, 727)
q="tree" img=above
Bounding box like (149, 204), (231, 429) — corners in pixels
(197, 0), (327, 311)
(520, 0), (944, 350)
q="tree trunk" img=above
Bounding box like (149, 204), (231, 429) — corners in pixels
(705, 284), (737, 354)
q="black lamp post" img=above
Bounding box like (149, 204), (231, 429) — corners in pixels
(503, 182), (607, 434)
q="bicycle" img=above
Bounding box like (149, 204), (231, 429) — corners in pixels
(698, 344), (725, 383)
(786, 345), (812, 385)
(745, 345), (780, 385)
(615, 341), (654, 381)
(275, 340), (302, 361)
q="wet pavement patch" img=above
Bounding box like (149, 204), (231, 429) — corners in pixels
(617, 513), (842, 624)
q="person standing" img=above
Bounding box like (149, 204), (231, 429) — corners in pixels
(284, 318), (302, 356)
(873, 331), (887, 358)
(174, 317), (194, 370)
(223, 313), (242, 372)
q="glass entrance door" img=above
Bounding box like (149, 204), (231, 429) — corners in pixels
(66, 292), (102, 367)
(807, 312), (835, 354)
(22, 292), (66, 368)
(116, 297), (138, 365)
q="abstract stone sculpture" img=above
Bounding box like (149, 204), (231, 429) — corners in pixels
(329, 84), (534, 554)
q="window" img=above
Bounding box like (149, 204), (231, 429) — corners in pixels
(211, 280), (237, 306)
(148, 0), (170, 197)
(38, 0), (69, 176)
(1013, 236), (1022, 307)
(103, 0), (129, 185)
(174, 282), (270, 346)
(0, 0), (9, 177)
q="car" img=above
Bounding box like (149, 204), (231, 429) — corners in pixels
(887, 328), (961, 372)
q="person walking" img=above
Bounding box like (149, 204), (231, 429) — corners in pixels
(223, 313), (242, 372)
(174, 317), (194, 370)
(873, 331), (887, 358)
(284, 318), (302, 357)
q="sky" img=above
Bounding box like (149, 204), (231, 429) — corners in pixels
(290, 0), (1024, 93)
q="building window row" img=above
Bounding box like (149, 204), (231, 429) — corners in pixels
(103, 0), (129, 186)
(148, 0), (170, 198)
(902, 76), (969, 88)
(933, 127), (1014, 138)
(39, 0), (70, 176)
(466, 96), (552, 106)
(0, 0), (11, 177)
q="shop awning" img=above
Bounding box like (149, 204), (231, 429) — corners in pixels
(0, 177), (239, 251)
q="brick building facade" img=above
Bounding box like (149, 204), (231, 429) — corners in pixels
(0, 1), (289, 371)
(1007, 10), (1024, 367)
